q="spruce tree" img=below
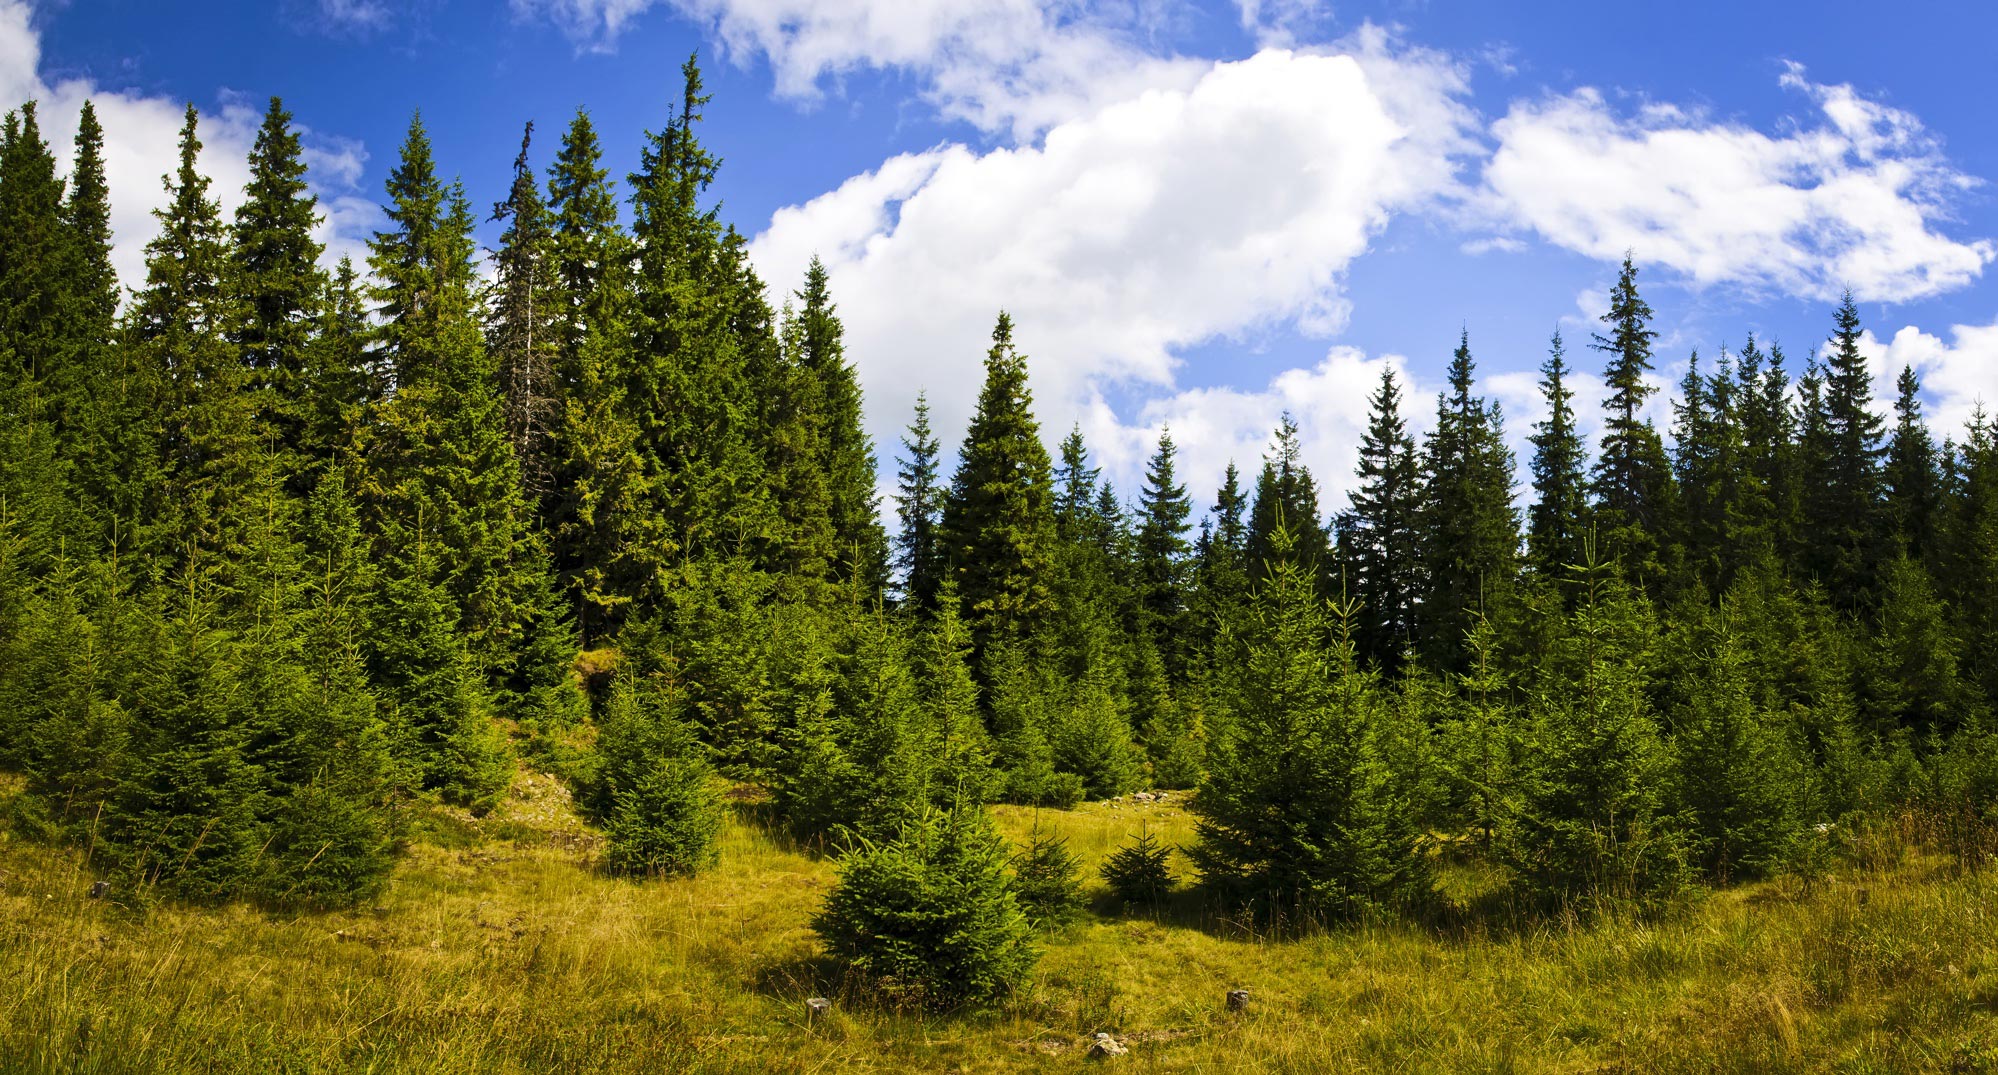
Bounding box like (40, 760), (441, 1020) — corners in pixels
(235, 461), (397, 907)
(104, 589), (265, 901)
(597, 675), (724, 877)
(1671, 350), (1724, 591)
(61, 101), (152, 555)
(1438, 614), (1515, 852)
(230, 96), (327, 479)
(1589, 256), (1677, 592)
(2, 568), (129, 825)
(626, 54), (773, 564)
(1886, 365), (1942, 564)
(1528, 330), (1588, 577)
(1190, 462), (1253, 662)
(62, 100), (118, 356)
(1509, 557), (1683, 908)
(544, 114), (650, 644)
(1943, 412), (1998, 707)
(0, 102), (68, 416)
(367, 114), (550, 687)
(365, 534), (512, 810)
(793, 257), (890, 596)
(1102, 823), (1177, 907)
(1865, 553), (1982, 738)
(1668, 607), (1803, 883)
(1417, 331), (1519, 671)
(487, 121), (561, 511)
(894, 391), (947, 614)
(128, 105), (259, 585)
(299, 257), (375, 455)
(1340, 365), (1421, 667)
(915, 581), (998, 805)
(939, 313), (1058, 653)
(1736, 337), (1799, 570)
(986, 641), (1083, 808)
(1696, 347), (1770, 586)
(1805, 293), (1888, 607)
(812, 803), (1037, 1009)
(1245, 415), (1330, 584)
(546, 108), (620, 376)
(1011, 822), (1085, 929)
(1053, 425), (1103, 541)
(1191, 528), (1431, 923)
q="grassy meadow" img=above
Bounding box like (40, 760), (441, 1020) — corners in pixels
(5, 768), (1998, 1074)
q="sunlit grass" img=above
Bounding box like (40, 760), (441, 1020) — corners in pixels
(6, 768), (1998, 1073)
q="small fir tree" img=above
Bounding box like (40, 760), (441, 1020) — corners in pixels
(812, 804), (1038, 1009)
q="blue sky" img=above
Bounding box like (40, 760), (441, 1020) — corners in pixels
(7, 0), (1998, 511)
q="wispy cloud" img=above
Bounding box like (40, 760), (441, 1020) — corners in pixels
(1477, 65), (1994, 303)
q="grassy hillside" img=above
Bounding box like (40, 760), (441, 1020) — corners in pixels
(4, 769), (1998, 1074)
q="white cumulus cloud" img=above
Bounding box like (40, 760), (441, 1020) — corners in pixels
(748, 39), (1477, 504)
(1482, 66), (1994, 304)
(512, 0), (1207, 140)
(1861, 321), (1998, 439)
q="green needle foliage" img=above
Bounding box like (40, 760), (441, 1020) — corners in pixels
(812, 804), (1036, 1010)
(1010, 821), (1085, 929)
(597, 678), (723, 878)
(5, 67), (1998, 966)
(1101, 823), (1176, 908)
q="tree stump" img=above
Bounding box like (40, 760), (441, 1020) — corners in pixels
(1226, 988), (1250, 1012)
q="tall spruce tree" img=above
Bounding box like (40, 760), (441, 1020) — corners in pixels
(367, 113), (550, 688)
(546, 109), (620, 377)
(230, 96), (327, 480)
(1340, 365), (1422, 667)
(0, 101), (108, 580)
(0, 102), (67, 415)
(1886, 364), (1941, 566)
(62, 100), (118, 358)
(939, 313), (1058, 653)
(542, 110), (651, 643)
(1945, 412), (1998, 706)
(1190, 462), (1253, 677)
(792, 257), (889, 596)
(626, 54), (773, 564)
(1589, 256), (1677, 592)
(895, 391), (947, 614)
(1804, 293), (1888, 607)
(1135, 427), (1193, 674)
(1528, 330), (1588, 577)
(1418, 332), (1519, 671)
(1672, 350), (1727, 592)
(487, 121), (561, 511)
(1736, 337), (1797, 570)
(61, 101), (152, 555)
(53, 100), (118, 446)
(128, 105), (259, 585)
(1700, 346), (1774, 583)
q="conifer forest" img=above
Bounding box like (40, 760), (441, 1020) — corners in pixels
(8, 56), (1998, 1074)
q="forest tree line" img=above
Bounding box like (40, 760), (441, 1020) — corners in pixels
(3, 59), (1998, 978)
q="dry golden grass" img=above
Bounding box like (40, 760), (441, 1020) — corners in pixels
(6, 768), (1998, 1073)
